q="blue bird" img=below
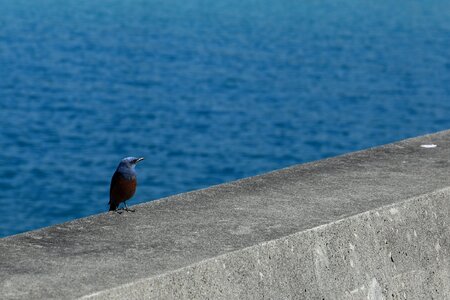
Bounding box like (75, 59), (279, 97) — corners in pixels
(109, 157), (144, 212)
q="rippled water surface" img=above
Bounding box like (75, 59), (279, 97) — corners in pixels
(1, 0), (450, 237)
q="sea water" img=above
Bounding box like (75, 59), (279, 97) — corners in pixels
(0, 0), (449, 236)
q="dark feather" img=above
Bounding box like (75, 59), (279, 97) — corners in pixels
(109, 171), (137, 211)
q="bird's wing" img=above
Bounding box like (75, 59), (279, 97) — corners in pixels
(109, 171), (121, 205)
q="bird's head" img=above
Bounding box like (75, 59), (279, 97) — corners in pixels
(118, 157), (145, 169)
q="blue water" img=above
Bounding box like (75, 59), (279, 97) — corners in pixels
(1, 0), (449, 237)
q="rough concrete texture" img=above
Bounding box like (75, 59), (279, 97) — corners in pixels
(1, 130), (450, 299)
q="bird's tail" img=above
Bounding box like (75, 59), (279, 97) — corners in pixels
(109, 201), (117, 211)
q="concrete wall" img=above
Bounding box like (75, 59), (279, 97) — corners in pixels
(86, 190), (450, 300)
(1, 130), (450, 299)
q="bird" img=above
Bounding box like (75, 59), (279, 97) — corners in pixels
(109, 157), (144, 212)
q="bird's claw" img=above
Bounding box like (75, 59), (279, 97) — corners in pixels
(111, 205), (135, 214)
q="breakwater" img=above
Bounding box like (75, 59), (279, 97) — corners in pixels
(1, 130), (450, 299)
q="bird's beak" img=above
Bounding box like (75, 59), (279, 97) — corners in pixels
(136, 157), (144, 163)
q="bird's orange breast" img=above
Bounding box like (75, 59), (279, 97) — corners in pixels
(109, 172), (137, 205)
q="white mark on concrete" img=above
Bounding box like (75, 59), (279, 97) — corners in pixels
(435, 242), (441, 252)
(420, 144), (437, 148)
(349, 285), (365, 294)
(389, 208), (399, 215)
(314, 245), (330, 271)
(433, 212), (437, 219)
(414, 230), (417, 237)
(259, 272), (264, 279)
(375, 212), (380, 216)
(354, 233), (358, 238)
(349, 243), (355, 251)
(223, 263), (226, 269)
(350, 259), (355, 268)
(367, 278), (384, 300)
(406, 233), (412, 242)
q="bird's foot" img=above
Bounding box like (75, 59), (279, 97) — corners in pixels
(114, 209), (124, 214)
(124, 208), (136, 212)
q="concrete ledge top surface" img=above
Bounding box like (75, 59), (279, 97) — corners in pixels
(2, 130), (450, 299)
